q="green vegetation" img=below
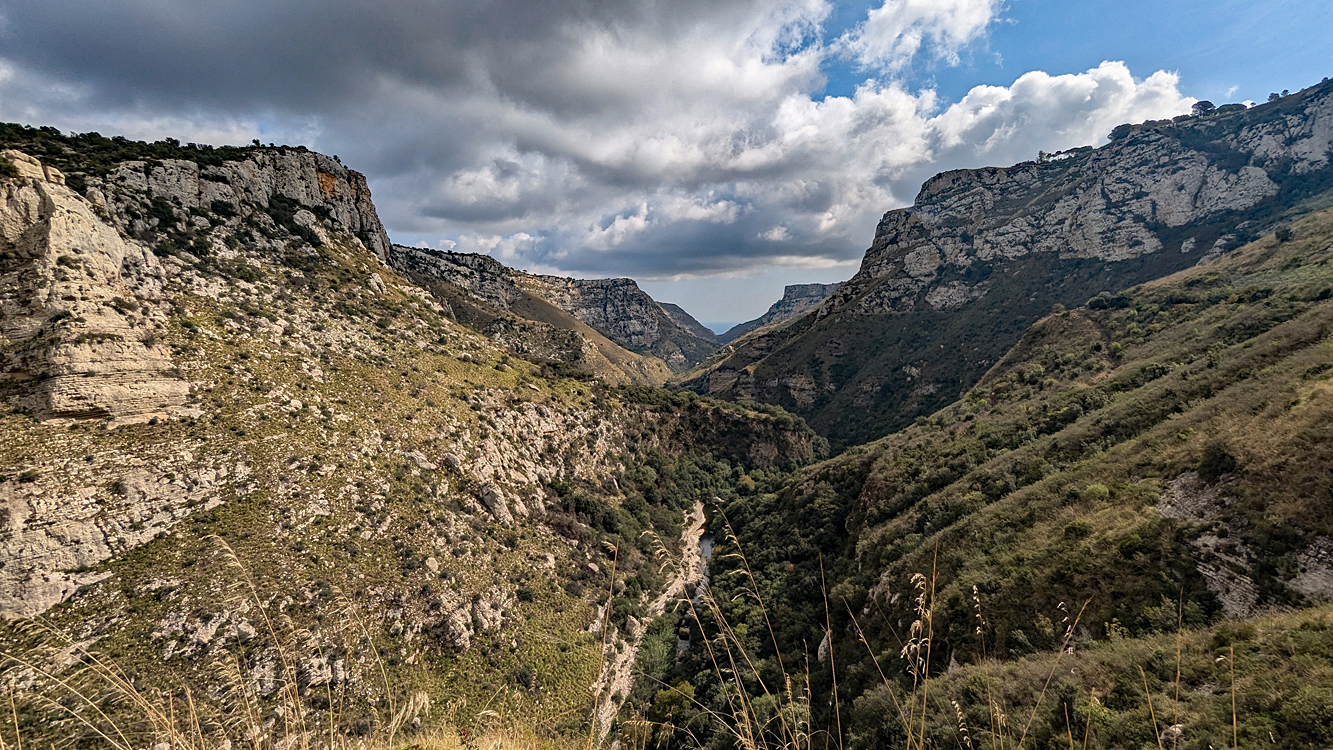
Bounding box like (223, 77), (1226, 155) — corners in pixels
(637, 209), (1333, 747)
(0, 122), (298, 178)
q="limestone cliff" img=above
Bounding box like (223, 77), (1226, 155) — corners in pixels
(684, 78), (1333, 447)
(389, 245), (718, 371)
(716, 282), (842, 344)
(0, 132), (818, 743)
(0, 150), (190, 422)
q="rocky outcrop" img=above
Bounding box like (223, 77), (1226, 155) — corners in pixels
(79, 149), (390, 260)
(718, 283), (842, 343)
(389, 245), (718, 371)
(0, 151), (191, 421)
(658, 302), (718, 343)
(0, 456), (243, 617)
(685, 78), (1333, 447)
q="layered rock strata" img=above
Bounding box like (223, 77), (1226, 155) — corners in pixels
(389, 245), (718, 371)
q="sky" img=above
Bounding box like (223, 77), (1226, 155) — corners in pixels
(1, 1), (1330, 328)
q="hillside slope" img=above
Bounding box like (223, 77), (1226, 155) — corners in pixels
(391, 246), (673, 385)
(658, 302), (718, 344)
(389, 246), (718, 372)
(0, 135), (818, 746)
(683, 78), (1333, 448)
(716, 282), (842, 344)
(648, 209), (1333, 749)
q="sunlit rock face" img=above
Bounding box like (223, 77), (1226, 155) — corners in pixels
(0, 150), (190, 422)
(685, 80), (1333, 446)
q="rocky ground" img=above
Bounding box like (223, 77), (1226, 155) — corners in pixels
(0, 140), (816, 746)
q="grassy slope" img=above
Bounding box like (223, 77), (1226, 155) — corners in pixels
(0, 164), (816, 747)
(508, 293), (675, 385)
(659, 208), (1333, 748)
(400, 268), (674, 387)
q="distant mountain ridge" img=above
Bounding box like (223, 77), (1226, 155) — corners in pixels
(658, 302), (719, 343)
(683, 77), (1333, 447)
(388, 246), (718, 373)
(717, 282), (842, 343)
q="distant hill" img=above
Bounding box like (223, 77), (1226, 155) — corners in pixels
(681, 78), (1333, 448)
(389, 246), (718, 373)
(658, 302), (718, 343)
(717, 282), (842, 343)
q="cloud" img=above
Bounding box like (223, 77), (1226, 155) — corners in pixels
(0, 1), (1193, 288)
(841, 0), (1001, 71)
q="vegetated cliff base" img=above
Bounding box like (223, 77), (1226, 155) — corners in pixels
(654, 210), (1333, 749)
(685, 78), (1333, 449)
(0, 137), (818, 745)
(390, 245), (717, 376)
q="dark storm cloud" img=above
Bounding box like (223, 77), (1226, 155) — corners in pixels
(0, 0), (1192, 286)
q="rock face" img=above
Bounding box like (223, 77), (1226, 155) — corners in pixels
(684, 79), (1333, 447)
(718, 283), (842, 344)
(527, 275), (716, 369)
(0, 151), (190, 421)
(86, 149), (390, 259)
(658, 302), (718, 343)
(389, 245), (717, 371)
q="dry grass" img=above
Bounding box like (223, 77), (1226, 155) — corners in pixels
(3, 493), (1325, 750)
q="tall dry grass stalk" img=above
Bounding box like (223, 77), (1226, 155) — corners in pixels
(0, 505), (1244, 750)
(0, 537), (438, 750)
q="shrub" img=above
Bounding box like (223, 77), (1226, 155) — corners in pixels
(1280, 687), (1333, 741)
(1079, 483), (1111, 502)
(1197, 440), (1238, 482)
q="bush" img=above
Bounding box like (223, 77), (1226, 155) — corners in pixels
(1279, 686), (1333, 740)
(1275, 226), (1295, 243)
(1197, 441), (1238, 482)
(1080, 483), (1111, 502)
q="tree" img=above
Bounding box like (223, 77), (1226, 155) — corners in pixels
(1191, 100), (1215, 116)
(1269, 92), (1281, 102)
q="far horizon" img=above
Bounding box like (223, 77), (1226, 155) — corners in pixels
(702, 322), (740, 336)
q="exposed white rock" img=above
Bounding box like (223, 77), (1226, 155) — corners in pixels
(1, 155), (191, 421)
(478, 484), (512, 525)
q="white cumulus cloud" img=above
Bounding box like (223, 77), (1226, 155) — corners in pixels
(0, 0), (1194, 312)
